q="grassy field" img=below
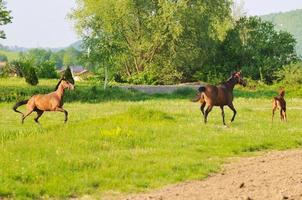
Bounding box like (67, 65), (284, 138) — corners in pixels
(1, 78), (302, 199)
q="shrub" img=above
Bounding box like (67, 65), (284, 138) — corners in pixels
(25, 67), (39, 85)
(36, 61), (58, 78)
(10, 59), (36, 78)
(62, 66), (74, 84)
(275, 62), (302, 85)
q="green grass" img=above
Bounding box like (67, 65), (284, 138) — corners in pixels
(1, 77), (302, 199)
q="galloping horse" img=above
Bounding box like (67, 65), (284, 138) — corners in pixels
(193, 72), (247, 125)
(13, 79), (74, 124)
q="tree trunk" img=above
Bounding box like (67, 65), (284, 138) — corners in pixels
(104, 65), (108, 90)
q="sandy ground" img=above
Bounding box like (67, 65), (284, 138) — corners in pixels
(109, 149), (302, 200)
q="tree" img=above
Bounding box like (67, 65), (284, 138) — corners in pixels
(62, 47), (81, 66)
(71, 0), (233, 84)
(0, 0), (12, 39)
(26, 48), (52, 65)
(10, 59), (32, 77)
(217, 17), (297, 83)
(25, 67), (39, 86)
(36, 61), (58, 79)
(62, 66), (75, 84)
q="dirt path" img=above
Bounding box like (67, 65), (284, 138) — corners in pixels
(113, 150), (302, 200)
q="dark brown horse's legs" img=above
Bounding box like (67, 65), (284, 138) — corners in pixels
(204, 106), (213, 124)
(34, 110), (44, 124)
(228, 104), (237, 122)
(220, 106), (226, 125)
(280, 110), (284, 121)
(200, 103), (206, 116)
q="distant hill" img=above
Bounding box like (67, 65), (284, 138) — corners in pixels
(261, 9), (302, 57)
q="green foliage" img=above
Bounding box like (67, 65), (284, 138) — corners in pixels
(10, 59), (33, 77)
(275, 62), (302, 85)
(0, 0), (12, 39)
(24, 67), (39, 85)
(62, 66), (75, 84)
(71, 0), (232, 84)
(23, 47), (82, 69)
(261, 9), (302, 57)
(36, 61), (58, 79)
(217, 17), (297, 83)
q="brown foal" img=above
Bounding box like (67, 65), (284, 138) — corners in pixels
(193, 72), (247, 125)
(13, 79), (74, 124)
(272, 89), (287, 122)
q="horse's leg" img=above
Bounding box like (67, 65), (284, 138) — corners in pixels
(55, 107), (68, 123)
(272, 106), (277, 123)
(204, 105), (213, 124)
(283, 110), (287, 122)
(220, 106), (226, 125)
(280, 109), (284, 121)
(228, 103), (237, 122)
(34, 110), (44, 124)
(200, 102), (206, 116)
(22, 109), (33, 124)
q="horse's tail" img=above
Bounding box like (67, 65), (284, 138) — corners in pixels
(198, 86), (206, 93)
(13, 100), (28, 114)
(191, 86), (206, 102)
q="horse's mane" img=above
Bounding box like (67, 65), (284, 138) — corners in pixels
(279, 89), (285, 97)
(54, 79), (63, 91)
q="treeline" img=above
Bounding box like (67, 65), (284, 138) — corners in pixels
(0, 47), (82, 84)
(71, 0), (299, 85)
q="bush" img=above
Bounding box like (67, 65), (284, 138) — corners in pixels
(275, 62), (302, 85)
(36, 61), (58, 79)
(62, 66), (74, 84)
(25, 67), (39, 85)
(10, 59), (32, 77)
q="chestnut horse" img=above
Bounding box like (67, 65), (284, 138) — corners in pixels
(272, 88), (287, 122)
(193, 72), (247, 125)
(13, 79), (74, 124)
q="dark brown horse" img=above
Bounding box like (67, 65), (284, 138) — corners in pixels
(272, 88), (287, 122)
(193, 72), (247, 125)
(13, 79), (74, 124)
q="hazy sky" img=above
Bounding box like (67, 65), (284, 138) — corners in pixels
(241, 0), (302, 16)
(1, 0), (302, 48)
(1, 0), (78, 48)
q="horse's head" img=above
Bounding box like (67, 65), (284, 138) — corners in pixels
(61, 79), (75, 90)
(232, 71), (247, 87)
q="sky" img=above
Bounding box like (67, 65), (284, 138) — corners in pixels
(240, 0), (302, 16)
(1, 0), (78, 48)
(1, 0), (302, 48)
